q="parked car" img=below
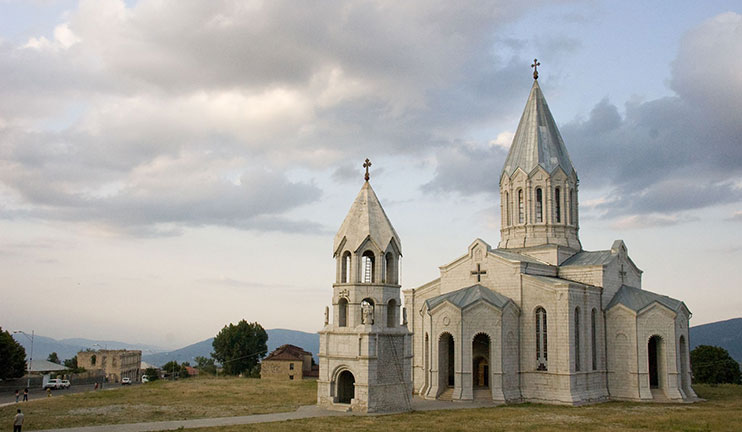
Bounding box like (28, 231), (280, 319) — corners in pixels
(121, 377), (131, 385)
(43, 379), (70, 390)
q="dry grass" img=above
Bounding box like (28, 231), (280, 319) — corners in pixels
(0, 377), (315, 430)
(181, 384), (742, 432)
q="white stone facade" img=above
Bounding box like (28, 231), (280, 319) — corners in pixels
(401, 80), (697, 405)
(318, 181), (413, 413)
(320, 79), (697, 412)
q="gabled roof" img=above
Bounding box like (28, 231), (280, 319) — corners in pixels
(426, 284), (512, 311)
(606, 285), (686, 313)
(490, 248), (549, 265)
(333, 181), (401, 256)
(502, 80), (576, 178)
(560, 250), (614, 266)
(28, 359), (67, 372)
(263, 344), (312, 362)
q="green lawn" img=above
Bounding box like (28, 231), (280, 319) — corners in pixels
(182, 384), (742, 432)
(0, 377), (315, 430)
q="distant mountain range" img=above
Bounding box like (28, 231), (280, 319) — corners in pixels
(141, 329), (319, 367)
(12, 318), (740, 368)
(689, 318), (742, 363)
(12, 329), (319, 367)
(11, 334), (167, 362)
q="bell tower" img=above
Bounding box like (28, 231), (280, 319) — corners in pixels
(498, 60), (581, 261)
(317, 159), (412, 413)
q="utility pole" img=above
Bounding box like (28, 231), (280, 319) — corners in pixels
(13, 330), (34, 388)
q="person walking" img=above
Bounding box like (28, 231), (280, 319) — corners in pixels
(22, 389), (28, 402)
(14, 390), (19, 403)
(13, 409), (24, 432)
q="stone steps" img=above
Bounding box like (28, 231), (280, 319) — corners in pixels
(438, 387), (454, 400)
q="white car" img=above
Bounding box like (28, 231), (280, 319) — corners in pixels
(43, 379), (70, 390)
(121, 377), (131, 385)
(141, 375), (149, 383)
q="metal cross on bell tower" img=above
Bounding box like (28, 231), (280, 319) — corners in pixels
(363, 158), (372, 181)
(531, 58), (541, 80)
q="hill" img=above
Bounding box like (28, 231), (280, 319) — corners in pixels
(142, 328), (319, 367)
(11, 334), (166, 363)
(690, 317), (742, 363)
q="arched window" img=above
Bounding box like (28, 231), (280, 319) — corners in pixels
(575, 307), (581, 372)
(387, 299), (397, 327)
(338, 298), (348, 327)
(361, 251), (375, 283)
(535, 307), (548, 371)
(505, 192), (511, 225)
(554, 187), (561, 223)
(518, 189), (524, 224)
(591, 308), (597, 370)
(361, 298), (375, 325)
(341, 251), (351, 283)
(535, 187), (543, 223)
(385, 252), (394, 284)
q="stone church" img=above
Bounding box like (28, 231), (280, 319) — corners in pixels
(318, 71), (697, 412)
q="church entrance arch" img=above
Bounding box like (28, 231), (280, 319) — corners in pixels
(438, 332), (455, 389)
(648, 335), (663, 389)
(336, 370), (355, 404)
(472, 333), (491, 388)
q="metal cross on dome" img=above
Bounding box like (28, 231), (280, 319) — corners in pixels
(363, 158), (372, 181)
(531, 58), (541, 80)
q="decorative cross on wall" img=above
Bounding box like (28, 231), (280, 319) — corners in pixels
(363, 158), (372, 181)
(471, 263), (487, 282)
(619, 264), (627, 284)
(531, 58), (541, 80)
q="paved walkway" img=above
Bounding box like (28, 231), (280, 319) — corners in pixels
(28, 397), (502, 432)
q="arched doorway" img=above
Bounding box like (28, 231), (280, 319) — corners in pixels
(472, 333), (490, 388)
(336, 370), (355, 404)
(648, 335), (662, 389)
(439, 333), (455, 389)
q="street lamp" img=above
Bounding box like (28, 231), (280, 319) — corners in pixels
(12, 330), (34, 388)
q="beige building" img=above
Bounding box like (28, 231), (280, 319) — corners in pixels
(320, 72), (698, 412)
(261, 344), (316, 380)
(77, 349), (141, 383)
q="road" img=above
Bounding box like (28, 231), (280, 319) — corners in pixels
(0, 382), (139, 405)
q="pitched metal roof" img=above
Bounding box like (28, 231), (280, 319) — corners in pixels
(606, 285), (685, 313)
(333, 181), (401, 256)
(263, 344), (312, 362)
(490, 249), (549, 265)
(425, 284), (512, 311)
(560, 250), (615, 266)
(502, 80), (576, 178)
(28, 359), (67, 372)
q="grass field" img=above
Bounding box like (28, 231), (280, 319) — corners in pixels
(182, 384), (742, 432)
(0, 377), (315, 430)
(2, 379), (741, 431)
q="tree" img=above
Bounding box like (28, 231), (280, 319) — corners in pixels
(144, 367), (159, 381)
(691, 345), (742, 384)
(211, 320), (268, 376)
(47, 352), (61, 364)
(162, 361), (181, 379)
(0, 327), (27, 380)
(194, 356), (217, 375)
(63, 356), (85, 373)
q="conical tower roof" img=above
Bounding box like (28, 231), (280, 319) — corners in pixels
(502, 80), (576, 178)
(333, 181), (401, 257)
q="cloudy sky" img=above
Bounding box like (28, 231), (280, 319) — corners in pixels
(1, 0), (740, 349)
